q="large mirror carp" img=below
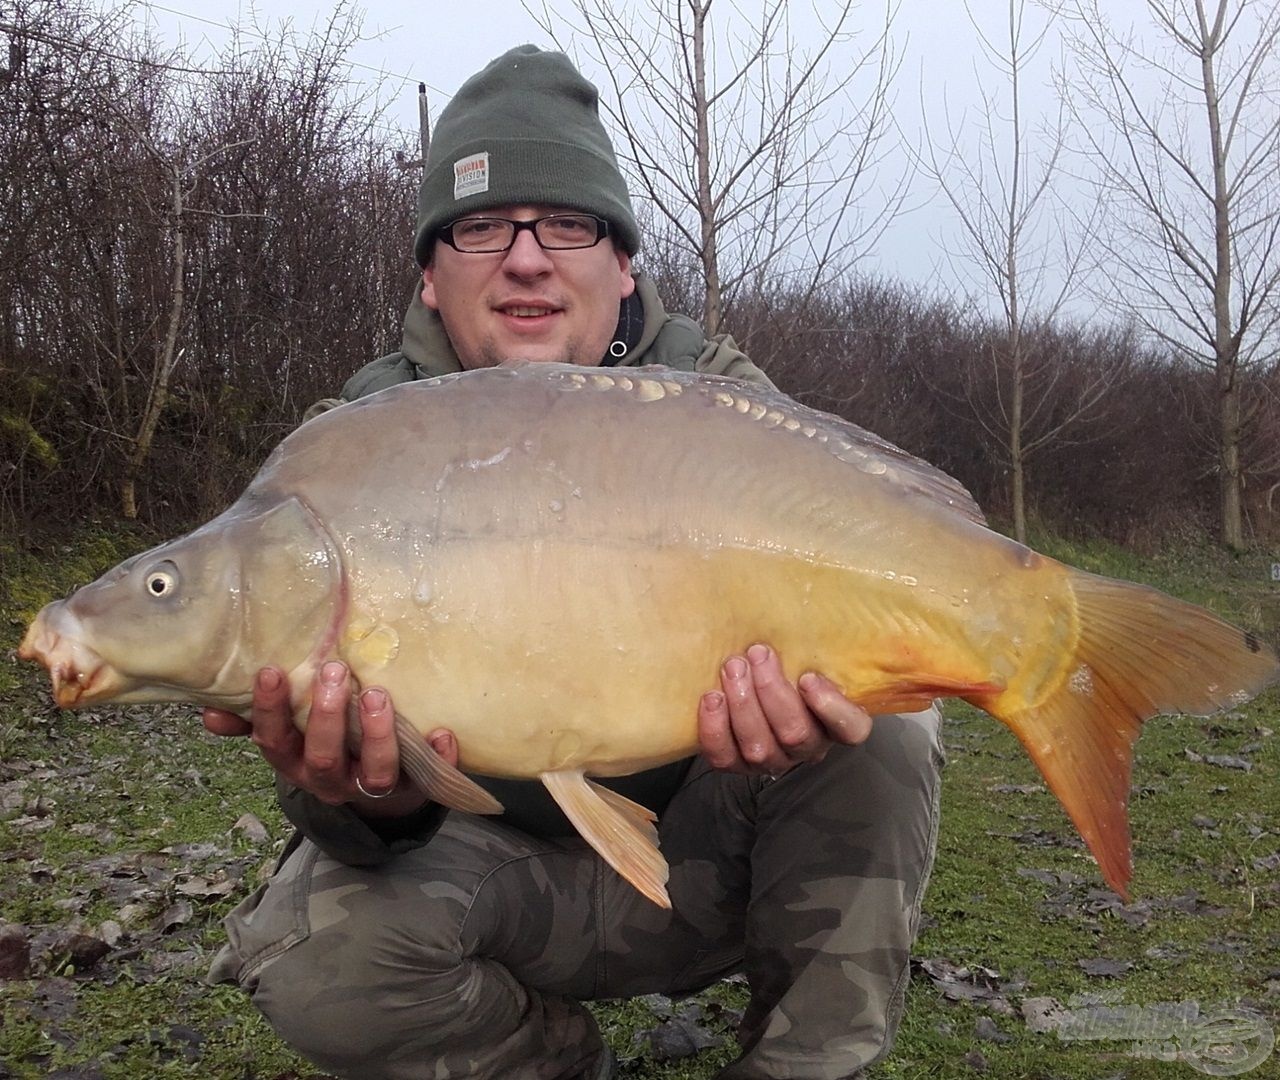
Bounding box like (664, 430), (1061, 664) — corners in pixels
(21, 363), (1278, 908)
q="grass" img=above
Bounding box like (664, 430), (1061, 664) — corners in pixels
(1, 524), (1278, 1078)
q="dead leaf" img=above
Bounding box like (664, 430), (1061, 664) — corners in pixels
(986, 827), (1083, 850)
(1020, 995), (1068, 1033)
(159, 842), (224, 861)
(155, 901), (192, 933)
(114, 903), (148, 927)
(29, 977), (78, 1022)
(233, 812), (270, 843)
(175, 875), (238, 900)
(1184, 749), (1253, 771)
(10, 814), (55, 833)
(1078, 957), (1132, 978)
(915, 957), (1010, 1008)
(635, 1007), (723, 1061)
(0, 779), (29, 812)
(147, 948), (203, 975)
(1165, 891), (1229, 917)
(0, 924), (31, 979)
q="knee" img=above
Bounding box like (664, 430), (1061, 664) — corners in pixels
(215, 858), (473, 1069)
(860, 704), (945, 786)
(249, 919), (434, 1064)
(258, 934), (551, 1077)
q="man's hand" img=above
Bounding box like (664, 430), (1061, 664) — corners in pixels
(202, 662), (457, 818)
(698, 643), (872, 776)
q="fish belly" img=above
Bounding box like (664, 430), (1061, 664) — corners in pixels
(336, 536), (1059, 779)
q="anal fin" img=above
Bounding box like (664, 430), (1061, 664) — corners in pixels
(856, 677), (1004, 716)
(542, 769), (670, 908)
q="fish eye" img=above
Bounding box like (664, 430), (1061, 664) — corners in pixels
(144, 565), (178, 599)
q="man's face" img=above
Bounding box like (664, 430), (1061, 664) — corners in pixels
(421, 204), (636, 370)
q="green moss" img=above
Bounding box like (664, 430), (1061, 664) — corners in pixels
(0, 411), (60, 468)
(2, 524), (155, 647)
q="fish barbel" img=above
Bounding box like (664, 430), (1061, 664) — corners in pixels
(19, 363), (1279, 907)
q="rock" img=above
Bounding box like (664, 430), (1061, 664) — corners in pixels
(974, 1016), (1011, 1043)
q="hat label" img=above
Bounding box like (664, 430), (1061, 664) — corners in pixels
(453, 152), (490, 199)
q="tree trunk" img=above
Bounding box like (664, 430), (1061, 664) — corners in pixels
(1198, 0), (1244, 549)
(1011, 353), (1026, 544)
(122, 168), (185, 520)
(1220, 374), (1243, 549)
(690, 2), (722, 336)
(1006, 0), (1027, 545)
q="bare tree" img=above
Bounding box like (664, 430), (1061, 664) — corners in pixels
(1058, 0), (1280, 549)
(531, 0), (903, 349)
(112, 119), (257, 520)
(0, 0), (417, 531)
(916, 0), (1109, 542)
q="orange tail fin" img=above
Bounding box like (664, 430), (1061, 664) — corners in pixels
(988, 570), (1278, 899)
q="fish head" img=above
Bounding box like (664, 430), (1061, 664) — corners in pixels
(19, 496), (341, 712)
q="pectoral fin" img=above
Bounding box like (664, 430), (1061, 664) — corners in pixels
(394, 713), (504, 815)
(541, 769), (670, 908)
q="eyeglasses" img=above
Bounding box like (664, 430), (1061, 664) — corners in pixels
(437, 213), (611, 253)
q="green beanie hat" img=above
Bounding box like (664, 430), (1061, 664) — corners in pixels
(414, 45), (640, 266)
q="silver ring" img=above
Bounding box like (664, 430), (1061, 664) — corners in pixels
(355, 775), (395, 799)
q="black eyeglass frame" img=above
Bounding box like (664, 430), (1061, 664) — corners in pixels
(436, 213), (612, 253)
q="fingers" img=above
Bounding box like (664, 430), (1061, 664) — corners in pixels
(202, 707), (252, 737)
(799, 672), (874, 746)
(720, 650), (793, 774)
(699, 647), (802, 776)
(698, 644), (874, 776)
(248, 666), (303, 771)
(697, 690), (740, 771)
(298, 661), (356, 804)
(354, 687), (399, 796)
(354, 714), (443, 819)
(425, 727), (460, 769)
(218, 663), (436, 814)
(745, 644), (831, 762)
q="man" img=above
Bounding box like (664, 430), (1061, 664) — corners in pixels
(204, 46), (943, 1080)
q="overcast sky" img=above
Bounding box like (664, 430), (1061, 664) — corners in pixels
(130, 0), (1160, 315)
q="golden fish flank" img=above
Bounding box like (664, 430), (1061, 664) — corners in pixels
(18, 362), (1279, 911)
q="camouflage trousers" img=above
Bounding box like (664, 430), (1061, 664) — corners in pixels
(209, 707), (943, 1080)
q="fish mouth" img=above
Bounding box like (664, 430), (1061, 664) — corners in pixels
(18, 607), (123, 708)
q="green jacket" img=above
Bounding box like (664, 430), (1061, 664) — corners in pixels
(281, 273), (773, 867)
